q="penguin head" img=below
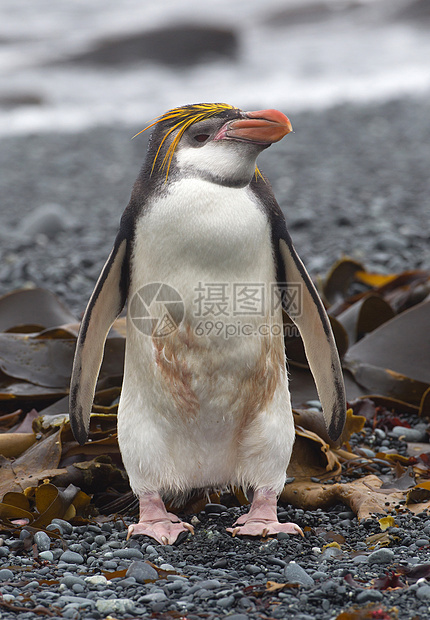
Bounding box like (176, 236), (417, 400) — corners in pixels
(138, 103), (292, 188)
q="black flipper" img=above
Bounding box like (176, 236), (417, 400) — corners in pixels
(251, 175), (346, 441)
(69, 234), (128, 445)
(278, 236), (346, 440)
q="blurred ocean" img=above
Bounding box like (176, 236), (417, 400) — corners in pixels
(0, 0), (429, 135)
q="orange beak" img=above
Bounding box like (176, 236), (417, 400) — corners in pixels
(215, 109), (292, 145)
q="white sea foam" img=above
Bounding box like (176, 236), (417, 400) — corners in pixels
(0, 0), (429, 135)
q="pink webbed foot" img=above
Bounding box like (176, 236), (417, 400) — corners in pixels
(226, 488), (304, 539)
(127, 492), (194, 545)
(227, 518), (303, 538)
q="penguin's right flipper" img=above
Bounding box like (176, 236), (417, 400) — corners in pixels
(69, 235), (128, 445)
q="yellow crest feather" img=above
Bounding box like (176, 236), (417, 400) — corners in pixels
(133, 103), (264, 183)
(133, 103), (238, 180)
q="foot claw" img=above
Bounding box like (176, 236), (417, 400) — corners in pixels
(262, 527), (269, 538)
(183, 523), (195, 535)
(161, 535), (168, 545)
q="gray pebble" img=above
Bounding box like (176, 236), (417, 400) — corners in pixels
(374, 428), (386, 440)
(23, 579), (40, 590)
(118, 577), (137, 587)
(284, 561), (314, 586)
(112, 548), (143, 559)
(321, 546), (343, 560)
(39, 550), (54, 562)
(94, 534), (107, 546)
(139, 591), (168, 603)
(96, 597), (136, 614)
(18, 203), (75, 239)
(85, 575), (109, 586)
(199, 579), (221, 589)
(218, 595), (235, 608)
(59, 551), (85, 565)
(0, 568), (14, 581)
(51, 548), (64, 560)
(126, 560), (158, 582)
(51, 518), (74, 534)
(46, 523), (63, 534)
(56, 595), (94, 608)
(312, 571), (329, 580)
(391, 426), (427, 442)
(61, 575), (86, 588)
(0, 546), (9, 558)
(356, 589), (383, 603)
(159, 562), (175, 571)
(416, 585), (430, 600)
(367, 548), (394, 565)
(375, 232), (408, 251)
(34, 531), (51, 552)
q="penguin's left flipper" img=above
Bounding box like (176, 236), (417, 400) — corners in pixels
(69, 234), (128, 445)
(278, 235), (346, 442)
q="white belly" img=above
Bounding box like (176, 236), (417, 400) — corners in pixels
(118, 179), (295, 496)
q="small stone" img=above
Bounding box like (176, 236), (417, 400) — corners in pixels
(19, 204), (75, 239)
(356, 589), (383, 603)
(205, 503), (228, 515)
(416, 585), (430, 600)
(94, 534), (107, 546)
(0, 546), (9, 558)
(85, 575), (109, 586)
(0, 568), (14, 581)
(145, 544), (157, 556)
(391, 426), (427, 442)
(60, 551), (85, 565)
(112, 548), (143, 559)
(213, 558), (228, 568)
(284, 561), (314, 586)
(56, 595), (94, 609)
(96, 598), (136, 614)
(52, 548), (64, 560)
(51, 518), (74, 534)
(159, 563), (175, 571)
(61, 575), (86, 588)
(305, 400), (322, 410)
(34, 531), (51, 552)
(46, 523), (63, 534)
(139, 591), (168, 603)
(374, 428), (386, 440)
(245, 564), (261, 575)
(375, 233), (408, 252)
(199, 579), (221, 589)
(39, 551), (54, 562)
(367, 548), (395, 565)
(126, 560), (158, 583)
(218, 595), (235, 608)
(2, 594), (15, 602)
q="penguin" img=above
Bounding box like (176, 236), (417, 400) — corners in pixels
(69, 103), (346, 545)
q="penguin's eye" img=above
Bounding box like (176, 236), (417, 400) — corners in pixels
(194, 134), (210, 143)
